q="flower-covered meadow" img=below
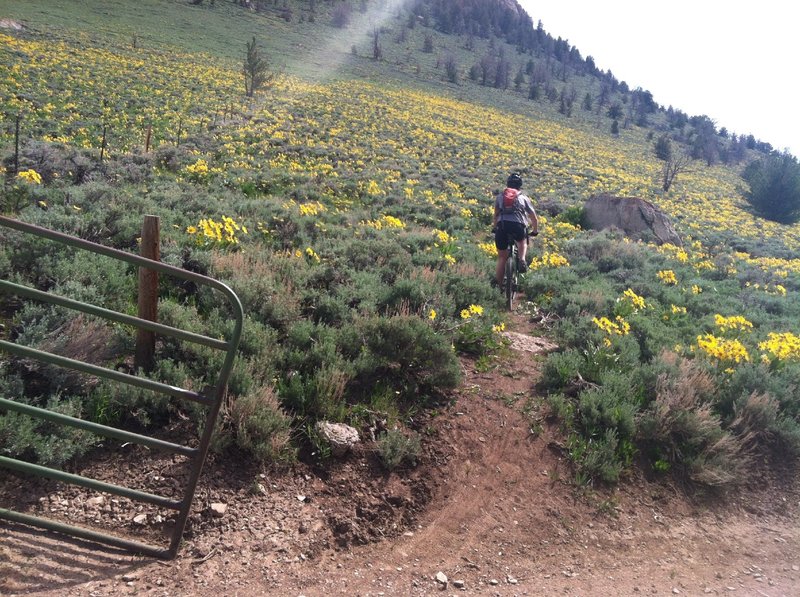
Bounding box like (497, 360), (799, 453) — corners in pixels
(2, 12), (800, 485)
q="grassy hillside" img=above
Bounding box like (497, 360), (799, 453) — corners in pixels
(2, 0), (800, 486)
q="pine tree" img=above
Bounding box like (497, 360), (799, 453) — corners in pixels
(243, 37), (274, 97)
(654, 134), (672, 161)
(743, 152), (800, 224)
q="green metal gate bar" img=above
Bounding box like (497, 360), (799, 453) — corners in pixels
(0, 215), (244, 559)
(0, 341), (213, 405)
(2, 279), (229, 350)
(0, 456), (183, 509)
(0, 397), (197, 457)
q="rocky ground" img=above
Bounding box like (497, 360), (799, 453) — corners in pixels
(2, 310), (800, 596)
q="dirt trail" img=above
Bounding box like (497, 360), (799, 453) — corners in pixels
(2, 310), (800, 596)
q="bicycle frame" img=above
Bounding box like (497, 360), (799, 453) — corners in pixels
(498, 225), (529, 311)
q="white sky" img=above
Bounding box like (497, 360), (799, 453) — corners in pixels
(517, 0), (800, 157)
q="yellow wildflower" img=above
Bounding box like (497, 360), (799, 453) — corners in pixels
(759, 332), (800, 362)
(696, 334), (750, 364)
(17, 169), (42, 184)
(714, 314), (753, 334)
(620, 288), (646, 311)
(460, 305), (483, 319)
(657, 270), (678, 285)
(478, 242), (498, 257)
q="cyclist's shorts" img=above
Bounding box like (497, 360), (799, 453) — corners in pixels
(494, 221), (527, 250)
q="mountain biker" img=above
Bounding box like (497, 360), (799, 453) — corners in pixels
(492, 172), (538, 289)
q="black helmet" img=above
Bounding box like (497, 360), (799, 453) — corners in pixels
(507, 172), (523, 189)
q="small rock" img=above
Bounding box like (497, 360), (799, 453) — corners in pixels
(86, 496), (105, 507)
(435, 571), (448, 587)
(672, 589), (680, 595)
(488, 579), (499, 586)
(132, 514), (147, 525)
(507, 575), (518, 585)
(452, 579), (465, 589)
(315, 421), (360, 457)
(792, 565), (800, 571)
(209, 503), (227, 518)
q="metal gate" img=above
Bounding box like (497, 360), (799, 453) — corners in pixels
(0, 215), (243, 558)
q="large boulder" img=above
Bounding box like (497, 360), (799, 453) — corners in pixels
(583, 194), (682, 246)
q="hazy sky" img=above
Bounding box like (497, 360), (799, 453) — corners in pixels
(517, 0), (799, 157)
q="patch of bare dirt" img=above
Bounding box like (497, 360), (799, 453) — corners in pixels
(2, 310), (800, 596)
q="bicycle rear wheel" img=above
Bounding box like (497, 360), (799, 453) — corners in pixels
(505, 253), (516, 310)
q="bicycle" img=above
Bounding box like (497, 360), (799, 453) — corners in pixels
(502, 236), (520, 310)
(496, 226), (529, 311)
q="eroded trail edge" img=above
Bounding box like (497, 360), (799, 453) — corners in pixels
(2, 326), (800, 596)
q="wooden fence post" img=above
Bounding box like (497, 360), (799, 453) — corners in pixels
(100, 123), (107, 163)
(13, 114), (20, 175)
(145, 124), (152, 153)
(135, 215), (160, 373)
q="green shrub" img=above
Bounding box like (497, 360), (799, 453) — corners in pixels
(377, 429), (421, 470)
(453, 309), (505, 357)
(577, 371), (640, 442)
(549, 276), (616, 320)
(716, 362), (800, 421)
(637, 358), (745, 486)
(0, 393), (96, 467)
(730, 392), (800, 458)
(354, 315), (461, 401)
(769, 417), (800, 458)
(541, 349), (585, 391)
(559, 205), (585, 228)
(568, 232), (629, 271)
(545, 393), (574, 423)
(93, 358), (196, 428)
(378, 278), (435, 314)
(278, 364), (351, 422)
(340, 237), (412, 280)
(569, 428), (629, 484)
(444, 271), (496, 313)
(303, 291), (347, 326)
(228, 385), (295, 465)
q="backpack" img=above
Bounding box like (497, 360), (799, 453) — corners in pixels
(501, 187), (522, 216)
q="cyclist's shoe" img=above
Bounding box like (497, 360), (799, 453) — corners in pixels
(517, 258), (528, 273)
